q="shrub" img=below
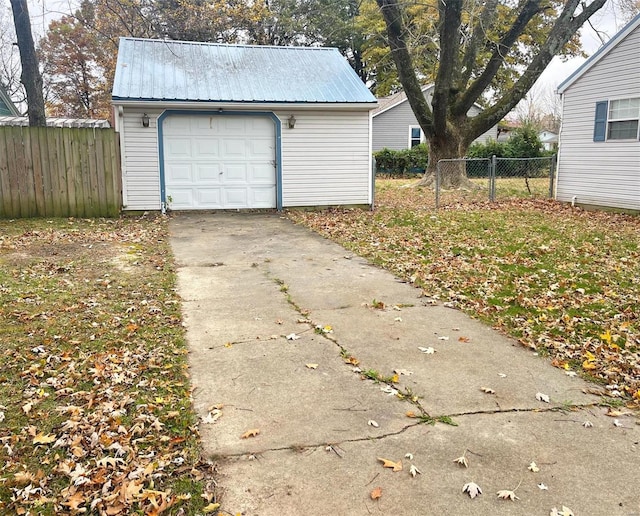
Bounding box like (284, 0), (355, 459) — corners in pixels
(374, 144), (428, 176)
(467, 138), (507, 158)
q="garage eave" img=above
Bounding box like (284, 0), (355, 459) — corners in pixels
(111, 99), (378, 111)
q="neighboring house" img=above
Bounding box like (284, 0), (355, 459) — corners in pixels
(538, 130), (558, 151)
(0, 85), (20, 116)
(556, 13), (640, 212)
(112, 38), (377, 212)
(371, 85), (498, 152)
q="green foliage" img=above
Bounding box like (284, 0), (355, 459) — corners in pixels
(466, 138), (508, 159)
(504, 124), (543, 158)
(374, 144), (429, 176)
(467, 126), (543, 159)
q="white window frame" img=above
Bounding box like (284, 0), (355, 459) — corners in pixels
(607, 96), (640, 141)
(408, 125), (425, 148)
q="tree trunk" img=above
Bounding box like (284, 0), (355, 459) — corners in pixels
(417, 132), (477, 190)
(10, 0), (46, 127)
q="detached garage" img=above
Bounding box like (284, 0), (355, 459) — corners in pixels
(112, 38), (377, 211)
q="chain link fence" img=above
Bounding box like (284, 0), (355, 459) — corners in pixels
(435, 155), (556, 209)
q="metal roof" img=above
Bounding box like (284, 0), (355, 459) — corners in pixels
(0, 116), (110, 128)
(112, 38), (376, 105)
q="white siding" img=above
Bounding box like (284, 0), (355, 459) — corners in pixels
(277, 110), (371, 206)
(120, 109), (162, 210)
(372, 89), (498, 152)
(557, 24), (640, 211)
(117, 106), (372, 210)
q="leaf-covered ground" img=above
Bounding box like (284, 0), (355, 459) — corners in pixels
(0, 217), (212, 515)
(289, 179), (640, 407)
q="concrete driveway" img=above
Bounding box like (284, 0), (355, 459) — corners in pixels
(169, 212), (639, 516)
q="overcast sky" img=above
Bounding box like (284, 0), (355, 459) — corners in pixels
(3, 0), (636, 98)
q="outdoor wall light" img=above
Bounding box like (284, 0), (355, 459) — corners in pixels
(142, 113), (150, 128)
(288, 114), (296, 129)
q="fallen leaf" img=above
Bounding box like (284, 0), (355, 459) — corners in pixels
(224, 342), (233, 348)
(613, 419), (623, 427)
(496, 489), (519, 501)
(606, 409), (629, 417)
(498, 373), (507, 378)
(286, 333), (300, 340)
(33, 433), (56, 445)
(550, 506), (574, 516)
(380, 385), (398, 396)
(370, 486), (382, 500)
(378, 458), (402, 472)
(462, 481), (482, 498)
(480, 387), (496, 394)
(241, 429), (260, 439)
(458, 336), (471, 343)
(418, 346), (436, 354)
(22, 402), (33, 415)
(438, 336), (449, 341)
(582, 421), (593, 428)
(202, 410), (222, 424)
(565, 371), (577, 377)
(394, 317), (402, 322)
(538, 483), (549, 490)
(528, 461), (540, 472)
(202, 503), (221, 513)
(344, 356), (359, 366)
(367, 420), (379, 428)
(404, 453), (413, 460)
(453, 455), (468, 468)
(406, 411), (417, 418)
(61, 491), (85, 511)
(409, 464), (422, 477)
(535, 392), (550, 403)
(390, 374), (399, 383)
(394, 368), (413, 376)
(305, 363), (318, 369)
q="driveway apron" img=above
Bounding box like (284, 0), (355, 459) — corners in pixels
(169, 212), (639, 516)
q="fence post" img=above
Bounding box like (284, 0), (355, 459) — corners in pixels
(435, 160), (440, 210)
(549, 154), (557, 199)
(490, 155), (497, 202)
(371, 156), (376, 211)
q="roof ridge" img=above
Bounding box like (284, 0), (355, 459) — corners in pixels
(119, 37), (338, 52)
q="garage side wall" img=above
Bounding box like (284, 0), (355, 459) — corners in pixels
(277, 109), (371, 206)
(119, 108), (162, 210)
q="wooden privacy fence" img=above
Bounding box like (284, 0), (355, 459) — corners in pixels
(0, 126), (121, 218)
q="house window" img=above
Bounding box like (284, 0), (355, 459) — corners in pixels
(595, 98), (640, 141)
(608, 98), (640, 139)
(409, 126), (423, 148)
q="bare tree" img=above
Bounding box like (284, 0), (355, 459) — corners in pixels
(0, 7), (24, 110)
(10, 0), (46, 126)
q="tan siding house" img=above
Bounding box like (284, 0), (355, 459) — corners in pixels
(556, 14), (640, 211)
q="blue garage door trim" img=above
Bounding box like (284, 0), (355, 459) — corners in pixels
(157, 110), (283, 211)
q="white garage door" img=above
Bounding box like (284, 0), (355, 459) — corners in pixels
(163, 115), (276, 209)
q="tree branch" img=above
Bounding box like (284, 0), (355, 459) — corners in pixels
(466, 0), (607, 140)
(376, 0), (434, 136)
(459, 0), (499, 90)
(453, 0), (544, 117)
